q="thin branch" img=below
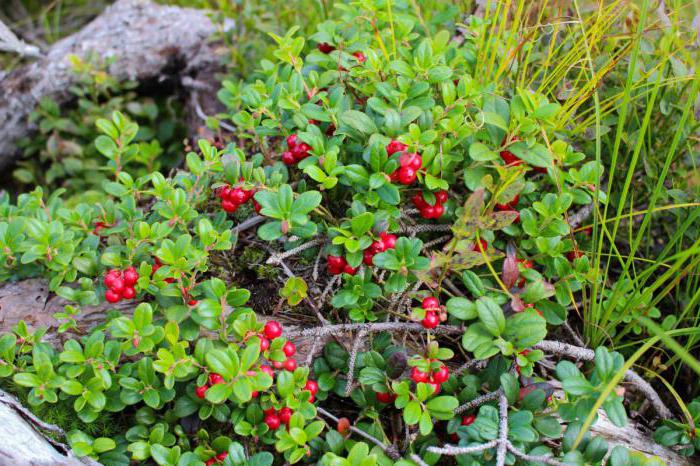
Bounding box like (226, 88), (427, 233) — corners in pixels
(0, 19), (42, 57)
(266, 238), (325, 265)
(401, 224), (453, 234)
(427, 440), (498, 455)
(410, 453), (429, 466)
(317, 407), (401, 459)
(507, 441), (566, 466)
(535, 340), (673, 419)
(455, 389), (502, 414)
(285, 322), (463, 338)
(344, 330), (367, 397)
(453, 358), (487, 376)
(495, 394), (509, 466)
(232, 215), (265, 234)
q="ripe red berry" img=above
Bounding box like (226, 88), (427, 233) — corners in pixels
(376, 391), (396, 403)
(500, 136), (523, 166)
(263, 407), (277, 417)
(260, 338), (270, 351)
(205, 459), (216, 466)
(427, 382), (441, 395)
(109, 276), (125, 293)
(379, 232), (397, 249)
(435, 190), (449, 204)
(388, 170), (400, 182)
(123, 266), (138, 286)
(187, 298), (198, 306)
(105, 289), (121, 303)
(422, 312), (439, 329)
(264, 321), (283, 339)
(216, 452), (228, 461)
(121, 286), (135, 300)
(343, 264), (358, 275)
(283, 341), (296, 357)
(432, 365), (450, 383)
(422, 296), (440, 310)
(221, 199), (238, 213)
(251, 390), (259, 398)
(432, 204), (445, 218)
(260, 365), (274, 377)
(567, 250), (584, 261)
(410, 367), (430, 383)
(281, 151), (295, 165)
(461, 414), (476, 426)
(273, 360), (284, 369)
(265, 414), (281, 430)
(327, 255), (346, 275)
(317, 42), (335, 54)
(420, 206), (436, 219)
(472, 239), (488, 252)
(370, 240), (386, 254)
(399, 152), (422, 170)
(398, 166), (417, 185)
(363, 250), (375, 266)
(253, 199), (262, 213)
(412, 193), (429, 209)
(352, 51), (366, 63)
(304, 380), (319, 395)
(386, 140), (408, 155)
(228, 188), (248, 205)
(208, 373), (225, 385)
(279, 407), (293, 424)
(195, 385), (208, 399)
(286, 134), (298, 148)
(283, 359), (297, 372)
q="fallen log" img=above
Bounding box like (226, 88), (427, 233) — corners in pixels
(0, 0), (232, 170)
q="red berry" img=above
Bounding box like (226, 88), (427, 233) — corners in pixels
(422, 312), (439, 329)
(195, 385), (208, 399)
(399, 152), (422, 170)
(435, 190), (448, 204)
(265, 414), (281, 430)
(420, 206), (436, 219)
(281, 151), (295, 165)
(217, 186), (232, 200)
(283, 359), (297, 372)
(260, 365), (274, 377)
(304, 380), (319, 395)
(412, 193), (429, 209)
(228, 188), (248, 205)
(260, 338), (270, 351)
(208, 373), (225, 385)
(398, 166), (417, 185)
(252, 390), (259, 398)
(263, 407), (277, 417)
(379, 232), (397, 249)
(388, 170), (400, 182)
(221, 199), (238, 212)
(205, 459), (216, 466)
(432, 365), (450, 383)
(386, 140), (408, 155)
(317, 42), (335, 54)
(121, 286), (135, 300)
(279, 407), (293, 424)
(376, 391), (396, 403)
(363, 250), (375, 266)
(103, 270), (120, 288)
(105, 289), (121, 303)
(343, 264), (358, 275)
(500, 150), (522, 166)
(432, 204), (445, 218)
(410, 367), (430, 383)
(123, 266), (139, 286)
(327, 255), (347, 275)
(353, 51), (366, 63)
(264, 321), (283, 339)
(187, 298), (198, 306)
(273, 360), (284, 370)
(370, 240), (386, 254)
(283, 341), (296, 357)
(110, 277), (125, 293)
(253, 200), (262, 213)
(461, 414), (476, 426)
(422, 296), (440, 310)
(472, 239), (488, 252)
(286, 134), (298, 148)
(216, 452), (228, 461)
(567, 250), (584, 261)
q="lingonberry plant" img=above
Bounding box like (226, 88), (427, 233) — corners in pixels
(0, 1), (684, 465)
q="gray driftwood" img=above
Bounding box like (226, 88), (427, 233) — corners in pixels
(0, 0), (232, 170)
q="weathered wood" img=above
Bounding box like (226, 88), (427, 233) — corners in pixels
(0, 0), (232, 169)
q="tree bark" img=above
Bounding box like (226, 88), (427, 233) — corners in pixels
(0, 0), (232, 170)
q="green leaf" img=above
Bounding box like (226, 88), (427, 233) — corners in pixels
(446, 297), (477, 320)
(340, 110), (378, 136)
(476, 297), (505, 337)
(206, 349), (237, 379)
(403, 400), (421, 425)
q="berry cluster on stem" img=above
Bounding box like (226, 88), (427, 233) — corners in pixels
(103, 266), (138, 303)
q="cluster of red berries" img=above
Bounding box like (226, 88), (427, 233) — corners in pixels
(362, 231), (397, 266)
(205, 452), (228, 466)
(282, 134), (311, 166)
(327, 256), (358, 276)
(495, 194), (520, 222)
(376, 390), (397, 404)
(317, 42), (335, 54)
(410, 363), (450, 395)
(195, 372), (227, 400)
(386, 140), (423, 185)
(103, 266), (138, 303)
(216, 183), (259, 214)
(93, 221), (109, 237)
(420, 296), (442, 329)
(516, 257), (533, 287)
(412, 190), (448, 219)
(500, 135), (547, 174)
(260, 321), (300, 372)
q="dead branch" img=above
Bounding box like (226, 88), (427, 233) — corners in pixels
(317, 407), (401, 460)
